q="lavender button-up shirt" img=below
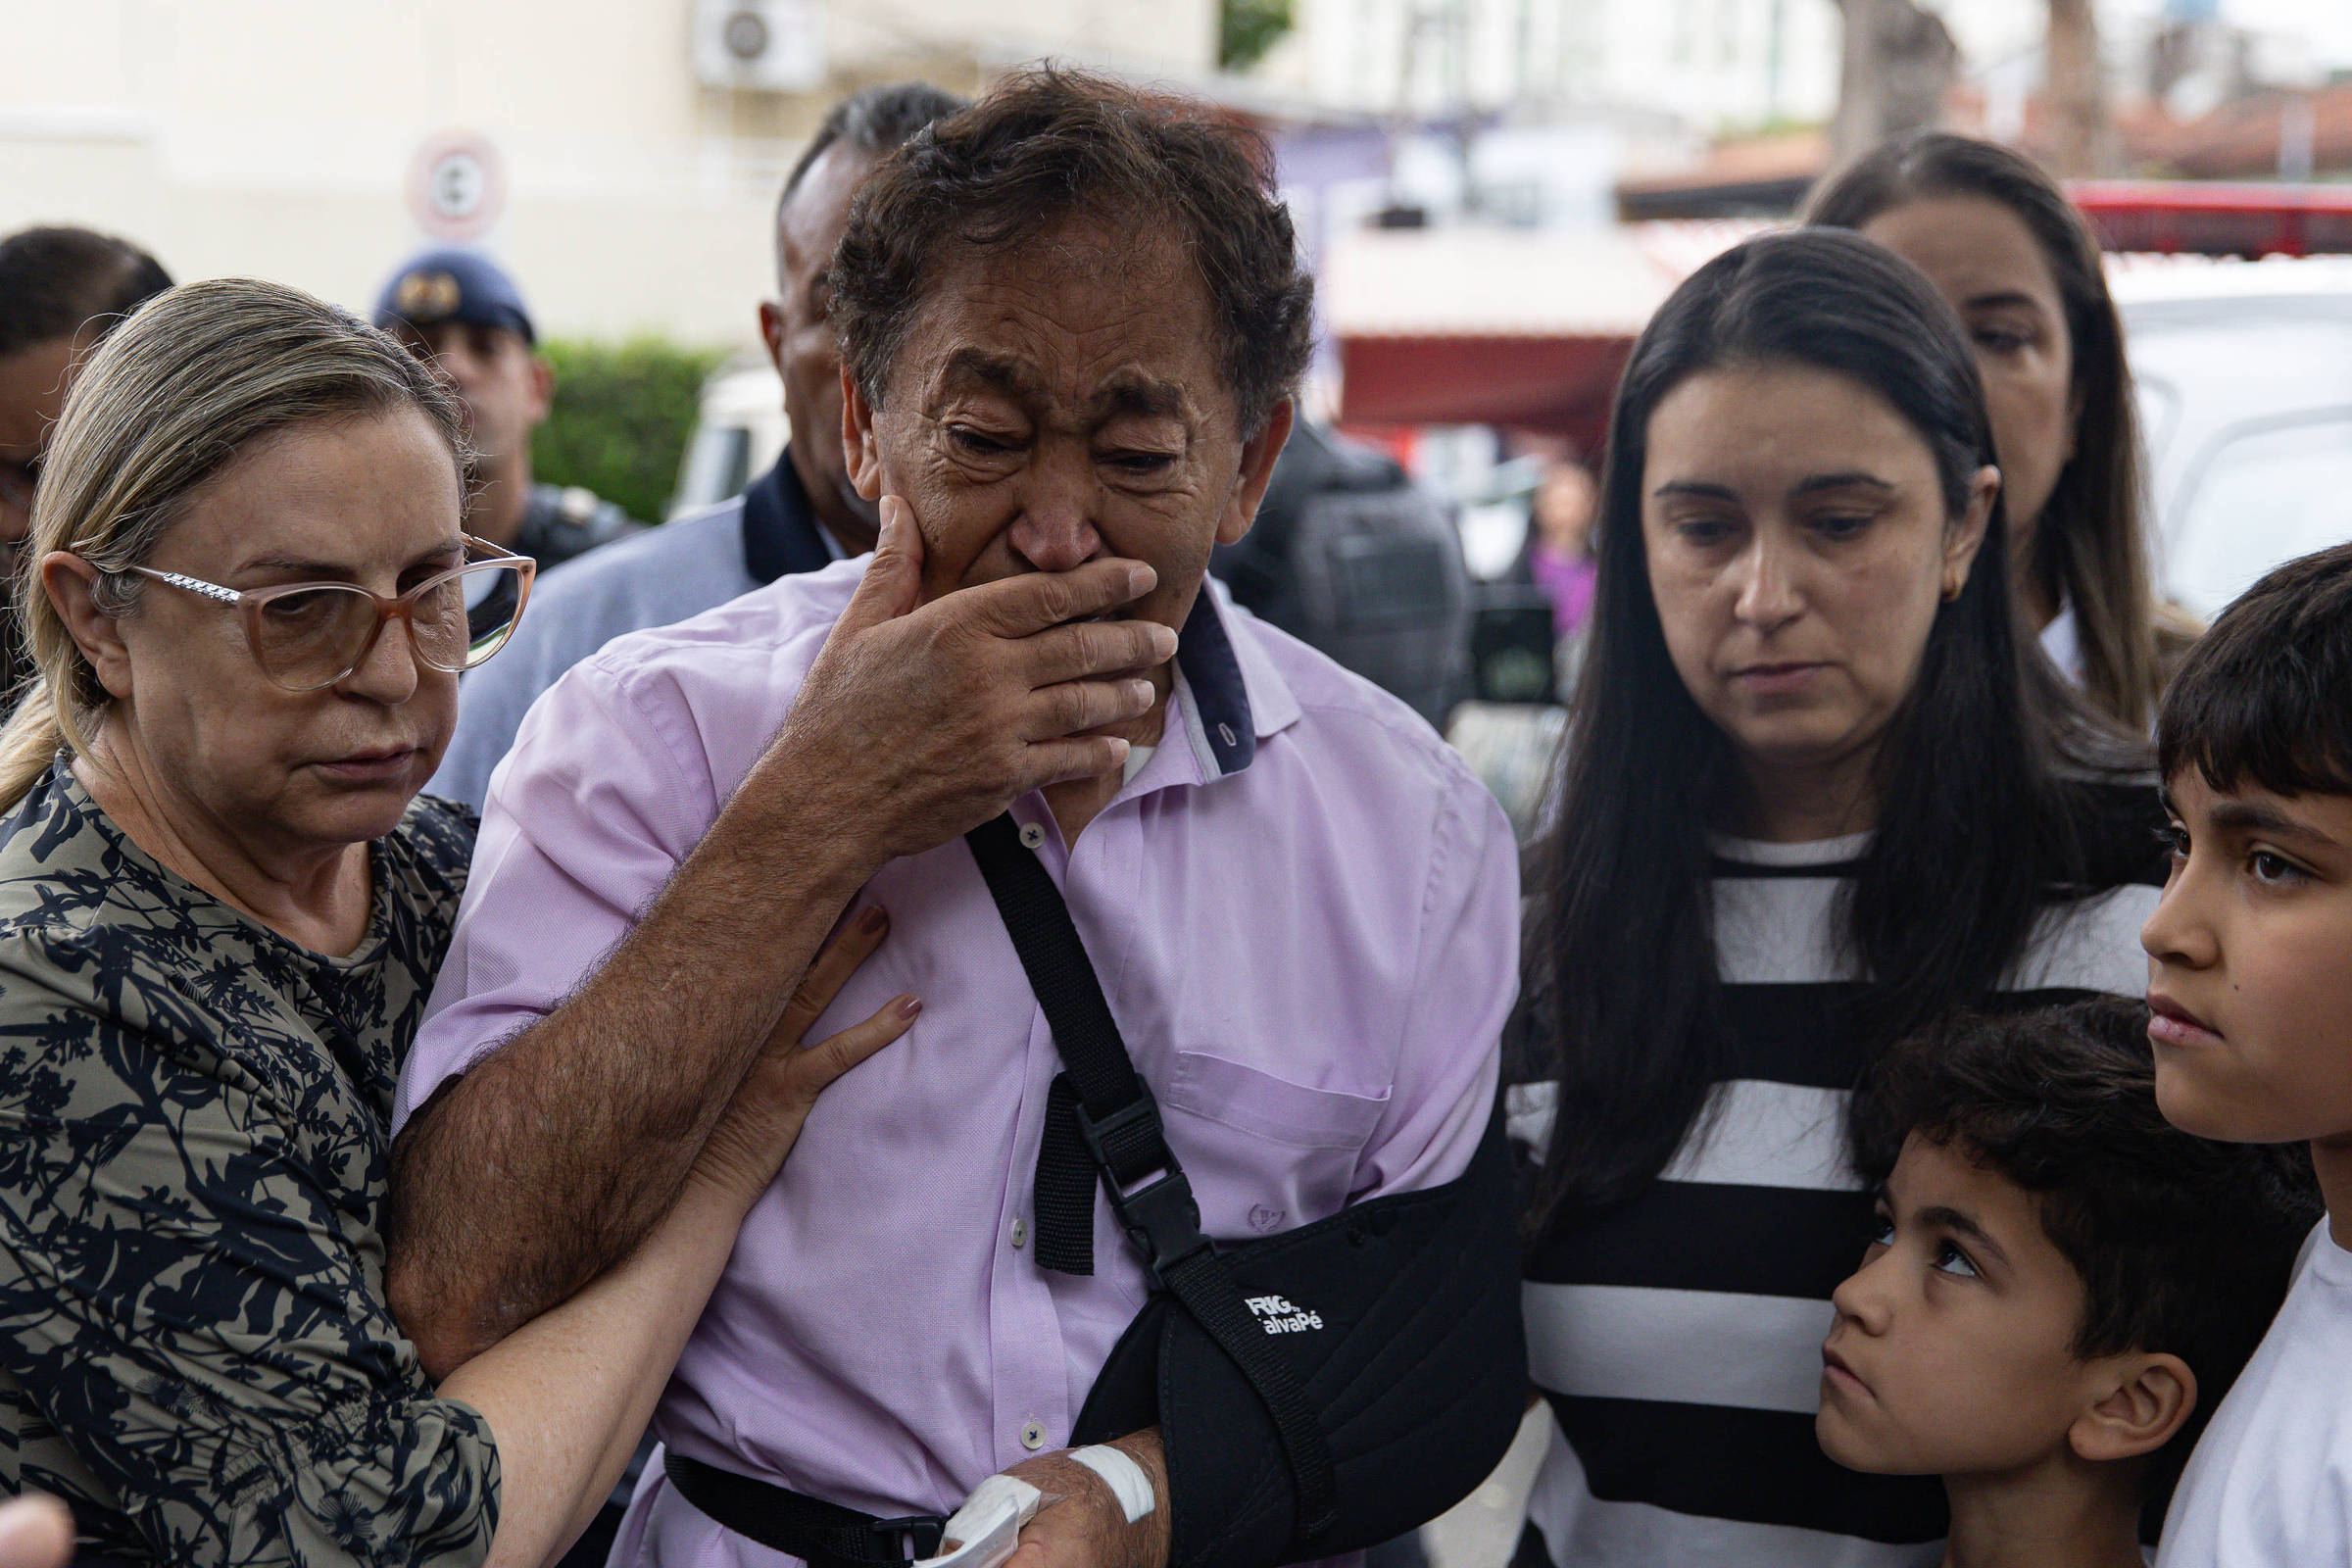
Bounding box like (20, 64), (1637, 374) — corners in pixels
(393, 560), (1519, 1568)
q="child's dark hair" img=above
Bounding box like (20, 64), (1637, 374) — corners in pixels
(2159, 540), (2352, 798)
(1850, 997), (2319, 1500)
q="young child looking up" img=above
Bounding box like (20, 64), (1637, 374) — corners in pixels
(1819, 999), (2316, 1568)
(2144, 540), (2352, 1564)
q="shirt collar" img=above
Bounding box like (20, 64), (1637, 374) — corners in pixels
(1164, 578), (1299, 782)
(742, 450), (838, 585)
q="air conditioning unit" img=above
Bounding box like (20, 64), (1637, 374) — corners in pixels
(692, 0), (826, 92)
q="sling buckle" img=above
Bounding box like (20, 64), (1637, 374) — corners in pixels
(865, 1515), (948, 1561)
(1109, 1166), (1213, 1286)
(1072, 1092), (1213, 1284)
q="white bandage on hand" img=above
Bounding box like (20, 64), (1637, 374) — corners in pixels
(919, 1473), (1044, 1568)
(1069, 1445), (1156, 1524)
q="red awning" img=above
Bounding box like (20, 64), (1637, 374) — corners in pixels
(1324, 222), (1757, 437)
(1337, 334), (1630, 445)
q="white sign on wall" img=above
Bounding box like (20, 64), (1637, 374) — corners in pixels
(407, 132), (508, 242)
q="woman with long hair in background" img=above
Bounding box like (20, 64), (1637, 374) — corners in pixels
(1805, 130), (2197, 730)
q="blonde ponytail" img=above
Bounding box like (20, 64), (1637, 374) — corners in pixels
(0, 675), (67, 808)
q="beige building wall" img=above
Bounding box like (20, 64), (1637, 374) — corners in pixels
(0, 0), (1217, 348)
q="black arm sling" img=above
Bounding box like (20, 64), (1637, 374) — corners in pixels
(668, 814), (1526, 1568)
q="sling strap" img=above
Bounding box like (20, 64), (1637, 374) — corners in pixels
(963, 815), (1162, 1277)
(1030, 1074), (1097, 1274)
(963, 813), (1340, 1542)
(663, 1449), (945, 1567)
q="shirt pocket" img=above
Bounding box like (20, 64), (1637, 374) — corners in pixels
(1157, 1049), (1391, 1238)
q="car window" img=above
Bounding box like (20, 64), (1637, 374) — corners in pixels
(2171, 412), (2352, 617)
(671, 422), (752, 517)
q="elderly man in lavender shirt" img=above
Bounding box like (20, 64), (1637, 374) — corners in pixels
(385, 72), (1518, 1568)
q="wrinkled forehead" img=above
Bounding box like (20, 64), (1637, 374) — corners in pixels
(886, 219), (1234, 428)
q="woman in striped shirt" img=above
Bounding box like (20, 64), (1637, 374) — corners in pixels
(1512, 229), (2166, 1567)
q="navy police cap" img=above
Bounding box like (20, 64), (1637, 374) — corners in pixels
(373, 247), (535, 344)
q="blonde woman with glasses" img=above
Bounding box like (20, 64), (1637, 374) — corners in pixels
(0, 278), (914, 1568)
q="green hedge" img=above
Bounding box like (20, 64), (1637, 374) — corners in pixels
(532, 337), (729, 525)
(1220, 0), (1294, 70)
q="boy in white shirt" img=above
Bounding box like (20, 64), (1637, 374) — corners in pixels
(1818, 1000), (2314, 1568)
(2142, 540), (2352, 1563)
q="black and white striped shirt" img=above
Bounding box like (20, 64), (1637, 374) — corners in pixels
(1515, 806), (2166, 1567)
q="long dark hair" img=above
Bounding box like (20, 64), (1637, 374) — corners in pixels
(1527, 228), (2141, 1227)
(1804, 131), (2169, 730)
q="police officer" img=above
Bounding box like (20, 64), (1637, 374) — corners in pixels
(372, 247), (642, 568)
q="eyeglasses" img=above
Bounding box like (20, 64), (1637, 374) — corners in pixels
(115, 534), (537, 693)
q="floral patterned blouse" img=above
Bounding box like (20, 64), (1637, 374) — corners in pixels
(0, 760), (498, 1567)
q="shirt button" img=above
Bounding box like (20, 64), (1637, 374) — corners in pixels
(1010, 1218), (1028, 1250)
(1020, 1420), (1047, 1450)
(1018, 822), (1047, 851)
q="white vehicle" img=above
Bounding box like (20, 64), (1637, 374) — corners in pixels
(2114, 257), (2352, 618)
(668, 357), (788, 519)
